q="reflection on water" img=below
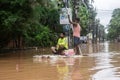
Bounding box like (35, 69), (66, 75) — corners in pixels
(33, 57), (82, 80)
(90, 42), (120, 80)
(104, 42), (109, 52)
(0, 42), (120, 80)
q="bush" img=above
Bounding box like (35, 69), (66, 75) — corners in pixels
(24, 24), (57, 47)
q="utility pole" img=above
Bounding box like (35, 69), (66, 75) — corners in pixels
(62, 0), (72, 48)
(73, 0), (78, 20)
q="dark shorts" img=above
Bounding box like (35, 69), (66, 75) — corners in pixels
(54, 47), (67, 55)
(74, 36), (80, 47)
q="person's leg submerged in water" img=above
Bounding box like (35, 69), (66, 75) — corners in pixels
(74, 36), (82, 55)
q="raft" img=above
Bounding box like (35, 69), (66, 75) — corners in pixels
(33, 55), (84, 58)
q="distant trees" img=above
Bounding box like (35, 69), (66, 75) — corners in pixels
(107, 8), (120, 41)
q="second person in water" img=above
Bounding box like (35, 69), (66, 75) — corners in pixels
(68, 15), (82, 55)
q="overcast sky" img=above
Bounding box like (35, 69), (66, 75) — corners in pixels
(93, 0), (120, 27)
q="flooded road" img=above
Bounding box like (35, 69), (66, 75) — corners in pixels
(0, 42), (120, 80)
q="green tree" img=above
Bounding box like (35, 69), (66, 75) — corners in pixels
(0, 0), (97, 49)
(0, 0), (32, 48)
(108, 8), (120, 40)
(78, 5), (90, 35)
(69, 0), (96, 35)
(0, 0), (62, 49)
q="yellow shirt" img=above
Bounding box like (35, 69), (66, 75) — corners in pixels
(57, 37), (68, 49)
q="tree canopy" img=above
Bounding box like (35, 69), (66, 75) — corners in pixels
(0, 0), (100, 49)
(107, 8), (120, 41)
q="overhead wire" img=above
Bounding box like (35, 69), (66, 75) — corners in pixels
(96, 9), (114, 11)
(96, 9), (113, 14)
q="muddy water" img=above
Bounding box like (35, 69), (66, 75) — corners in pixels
(0, 42), (120, 80)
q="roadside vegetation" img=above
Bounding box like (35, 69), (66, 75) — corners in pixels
(107, 8), (120, 42)
(0, 0), (104, 49)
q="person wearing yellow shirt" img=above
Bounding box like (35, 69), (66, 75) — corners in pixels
(51, 32), (68, 55)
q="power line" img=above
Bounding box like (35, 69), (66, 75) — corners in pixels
(96, 9), (113, 14)
(96, 9), (113, 12)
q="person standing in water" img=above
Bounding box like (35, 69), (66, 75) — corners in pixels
(68, 15), (82, 55)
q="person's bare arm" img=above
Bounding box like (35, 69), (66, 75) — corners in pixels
(68, 15), (77, 26)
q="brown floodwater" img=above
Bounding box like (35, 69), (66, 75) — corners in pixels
(0, 42), (120, 80)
